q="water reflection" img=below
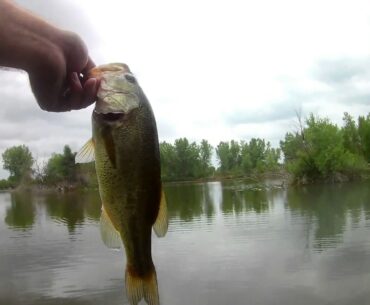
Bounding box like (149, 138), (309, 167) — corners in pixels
(165, 183), (209, 221)
(3, 191), (101, 233)
(5, 192), (35, 230)
(2, 181), (370, 249)
(287, 182), (370, 251)
(1, 181), (370, 305)
(221, 185), (270, 215)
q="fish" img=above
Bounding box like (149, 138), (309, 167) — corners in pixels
(76, 63), (168, 305)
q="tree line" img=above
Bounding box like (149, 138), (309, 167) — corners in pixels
(280, 112), (370, 183)
(1, 145), (80, 189)
(1, 111), (370, 189)
(157, 137), (281, 181)
(0, 138), (281, 188)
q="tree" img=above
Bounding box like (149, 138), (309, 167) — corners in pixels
(160, 138), (210, 181)
(247, 138), (266, 170)
(174, 138), (201, 179)
(2, 145), (33, 185)
(229, 140), (241, 173)
(45, 145), (77, 184)
(280, 132), (303, 162)
(216, 141), (231, 174)
(240, 141), (253, 172)
(342, 112), (361, 155)
(264, 144), (281, 171)
(199, 139), (213, 177)
(0, 179), (13, 189)
(61, 145), (77, 181)
(216, 138), (280, 175)
(358, 114), (370, 162)
(280, 113), (367, 182)
(160, 141), (177, 181)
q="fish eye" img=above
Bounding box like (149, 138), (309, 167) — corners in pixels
(124, 74), (136, 84)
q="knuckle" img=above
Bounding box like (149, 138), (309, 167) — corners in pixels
(62, 31), (88, 71)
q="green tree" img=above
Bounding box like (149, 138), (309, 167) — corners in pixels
(61, 145), (77, 181)
(199, 139), (213, 177)
(45, 145), (77, 184)
(0, 179), (13, 189)
(280, 113), (367, 182)
(248, 138), (266, 170)
(229, 140), (241, 173)
(358, 114), (370, 162)
(2, 145), (33, 185)
(216, 140), (242, 174)
(216, 141), (231, 173)
(264, 144), (281, 171)
(160, 138), (208, 181)
(160, 141), (177, 181)
(342, 112), (361, 155)
(240, 141), (253, 172)
(174, 138), (201, 178)
(217, 139), (280, 175)
(45, 154), (64, 184)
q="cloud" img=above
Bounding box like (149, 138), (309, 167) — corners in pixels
(312, 58), (370, 85)
(1, 0), (370, 180)
(227, 57), (370, 127)
(226, 102), (298, 125)
(311, 58), (370, 107)
(14, 0), (101, 48)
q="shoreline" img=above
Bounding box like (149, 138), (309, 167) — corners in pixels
(1, 170), (369, 193)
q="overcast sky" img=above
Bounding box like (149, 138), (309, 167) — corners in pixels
(1, 0), (370, 178)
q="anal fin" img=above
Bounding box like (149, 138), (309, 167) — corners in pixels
(153, 188), (168, 238)
(100, 206), (122, 249)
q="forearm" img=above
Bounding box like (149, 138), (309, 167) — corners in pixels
(0, 0), (62, 72)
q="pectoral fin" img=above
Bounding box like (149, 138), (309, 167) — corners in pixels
(75, 138), (95, 163)
(153, 188), (168, 237)
(100, 206), (122, 249)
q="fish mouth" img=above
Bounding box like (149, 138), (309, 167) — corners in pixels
(88, 63), (131, 79)
(94, 110), (125, 122)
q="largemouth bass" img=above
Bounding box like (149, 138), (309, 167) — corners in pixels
(76, 63), (168, 305)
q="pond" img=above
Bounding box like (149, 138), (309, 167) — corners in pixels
(0, 180), (370, 305)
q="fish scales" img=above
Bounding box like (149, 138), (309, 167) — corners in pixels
(76, 63), (168, 305)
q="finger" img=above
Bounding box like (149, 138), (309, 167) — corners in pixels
(69, 72), (83, 93)
(80, 78), (98, 109)
(55, 59), (98, 112)
(54, 73), (81, 112)
(81, 57), (96, 82)
(67, 78), (98, 110)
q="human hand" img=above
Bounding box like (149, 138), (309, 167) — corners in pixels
(27, 31), (99, 112)
(0, 0), (99, 112)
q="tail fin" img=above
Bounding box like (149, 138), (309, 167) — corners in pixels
(125, 266), (159, 305)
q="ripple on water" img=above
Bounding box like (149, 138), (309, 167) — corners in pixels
(2, 184), (370, 305)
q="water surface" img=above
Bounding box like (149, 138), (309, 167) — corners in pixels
(1, 180), (370, 305)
